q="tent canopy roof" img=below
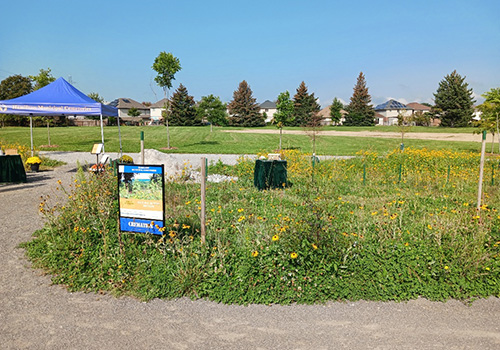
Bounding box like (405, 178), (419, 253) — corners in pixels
(0, 77), (117, 117)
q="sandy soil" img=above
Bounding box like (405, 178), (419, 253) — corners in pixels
(224, 129), (492, 143)
(1, 157), (499, 349)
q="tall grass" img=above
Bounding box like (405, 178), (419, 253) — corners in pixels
(22, 148), (500, 304)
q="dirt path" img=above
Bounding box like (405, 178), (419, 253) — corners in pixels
(1, 161), (499, 349)
(224, 129), (491, 143)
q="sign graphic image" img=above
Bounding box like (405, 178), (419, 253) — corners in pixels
(118, 164), (165, 235)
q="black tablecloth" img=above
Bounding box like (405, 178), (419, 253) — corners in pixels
(0, 155), (27, 183)
(254, 160), (288, 190)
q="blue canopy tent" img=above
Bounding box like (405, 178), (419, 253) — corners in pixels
(0, 77), (119, 156)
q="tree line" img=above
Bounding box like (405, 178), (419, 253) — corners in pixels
(1, 54), (496, 133)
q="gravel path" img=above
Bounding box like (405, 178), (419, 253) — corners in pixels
(1, 156), (499, 349)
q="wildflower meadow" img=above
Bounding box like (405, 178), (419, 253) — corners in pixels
(23, 148), (500, 304)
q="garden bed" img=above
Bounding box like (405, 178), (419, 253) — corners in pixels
(22, 148), (500, 304)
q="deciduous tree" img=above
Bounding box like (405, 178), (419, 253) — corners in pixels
(476, 88), (500, 152)
(29, 68), (55, 90)
(433, 70), (475, 127)
(329, 97), (344, 125)
(152, 51), (182, 147)
(88, 92), (104, 103)
(197, 94), (228, 131)
(273, 91), (295, 150)
(0, 74), (33, 126)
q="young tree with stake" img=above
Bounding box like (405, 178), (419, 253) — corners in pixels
(152, 52), (181, 148)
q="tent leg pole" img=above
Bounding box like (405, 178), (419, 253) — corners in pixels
(30, 115), (34, 156)
(118, 115), (122, 157)
(100, 114), (105, 153)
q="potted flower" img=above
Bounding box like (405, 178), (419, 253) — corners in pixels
(26, 156), (42, 172)
(119, 155), (134, 164)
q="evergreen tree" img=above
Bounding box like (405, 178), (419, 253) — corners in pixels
(169, 84), (201, 126)
(344, 72), (375, 126)
(291, 81), (320, 127)
(227, 80), (265, 127)
(329, 97), (344, 125)
(433, 70), (475, 127)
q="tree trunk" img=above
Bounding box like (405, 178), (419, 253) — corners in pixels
(279, 127), (282, 150)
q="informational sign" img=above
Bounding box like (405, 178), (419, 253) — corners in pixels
(118, 164), (165, 235)
(91, 143), (103, 154)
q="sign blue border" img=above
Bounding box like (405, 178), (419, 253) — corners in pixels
(120, 218), (164, 235)
(118, 164), (165, 235)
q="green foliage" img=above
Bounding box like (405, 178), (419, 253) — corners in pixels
(433, 70), (475, 127)
(152, 52), (181, 94)
(475, 88), (500, 153)
(197, 94), (228, 127)
(329, 97), (344, 125)
(23, 149), (500, 304)
(170, 84), (202, 126)
(412, 111), (432, 126)
(345, 72), (375, 126)
(0, 75), (33, 127)
(290, 82), (320, 127)
(88, 92), (104, 103)
(274, 91), (295, 127)
(0, 74), (33, 100)
(227, 81), (265, 127)
(127, 107), (141, 117)
(29, 68), (56, 90)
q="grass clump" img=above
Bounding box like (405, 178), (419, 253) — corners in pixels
(22, 148), (500, 304)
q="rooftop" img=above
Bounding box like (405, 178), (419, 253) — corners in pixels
(374, 99), (408, 111)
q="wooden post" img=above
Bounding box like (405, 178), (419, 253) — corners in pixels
(140, 131), (145, 164)
(29, 115), (34, 156)
(201, 157), (206, 244)
(477, 131), (487, 211)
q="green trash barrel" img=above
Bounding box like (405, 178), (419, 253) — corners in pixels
(254, 159), (288, 190)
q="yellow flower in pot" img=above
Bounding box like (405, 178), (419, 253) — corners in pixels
(119, 155), (134, 164)
(26, 156), (42, 172)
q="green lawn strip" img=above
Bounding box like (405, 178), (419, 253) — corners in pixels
(0, 126), (488, 155)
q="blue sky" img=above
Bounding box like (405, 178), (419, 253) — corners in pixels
(1, 0), (499, 107)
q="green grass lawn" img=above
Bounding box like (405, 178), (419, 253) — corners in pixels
(0, 125), (488, 155)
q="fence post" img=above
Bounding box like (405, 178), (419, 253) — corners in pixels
(201, 157), (206, 245)
(477, 131), (487, 211)
(140, 131), (145, 165)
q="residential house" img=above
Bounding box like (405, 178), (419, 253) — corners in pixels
(108, 98), (151, 125)
(406, 102), (440, 126)
(259, 100), (277, 123)
(374, 99), (411, 125)
(150, 98), (168, 124)
(317, 106), (347, 125)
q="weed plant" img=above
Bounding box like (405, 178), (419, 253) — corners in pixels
(23, 148), (500, 304)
